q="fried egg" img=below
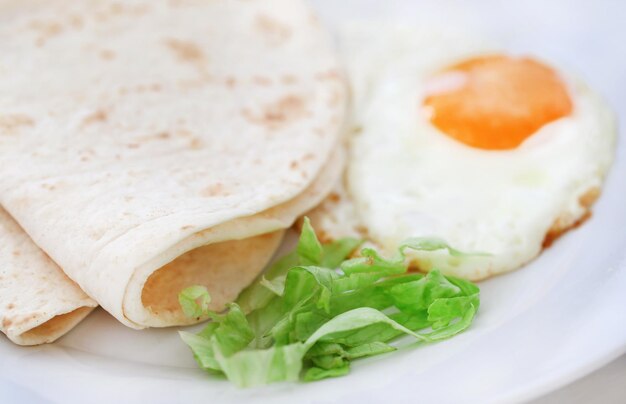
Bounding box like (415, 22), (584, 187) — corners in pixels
(310, 25), (616, 280)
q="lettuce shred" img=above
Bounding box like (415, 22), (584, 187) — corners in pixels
(179, 218), (480, 387)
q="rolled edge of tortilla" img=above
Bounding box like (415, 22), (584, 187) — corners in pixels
(0, 208), (97, 346)
(123, 147), (345, 328)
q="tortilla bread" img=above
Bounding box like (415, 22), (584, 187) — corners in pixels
(0, 0), (346, 328)
(0, 208), (97, 345)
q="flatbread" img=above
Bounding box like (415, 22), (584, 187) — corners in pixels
(0, 208), (96, 345)
(131, 148), (344, 327)
(0, 0), (346, 328)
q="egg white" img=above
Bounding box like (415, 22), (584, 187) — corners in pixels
(320, 24), (617, 280)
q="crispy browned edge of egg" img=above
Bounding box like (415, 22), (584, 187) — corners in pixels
(295, 186), (602, 274)
(542, 186), (600, 247)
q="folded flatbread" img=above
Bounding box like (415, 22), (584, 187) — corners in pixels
(0, 208), (97, 345)
(0, 0), (346, 330)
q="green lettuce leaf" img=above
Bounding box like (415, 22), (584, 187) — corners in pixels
(345, 341), (396, 359)
(179, 218), (481, 387)
(236, 218), (361, 314)
(303, 365), (350, 382)
(320, 238), (363, 268)
(178, 285), (211, 319)
(400, 237), (491, 258)
(235, 252), (298, 314)
(296, 217), (324, 265)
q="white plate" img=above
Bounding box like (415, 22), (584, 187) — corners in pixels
(1, 1), (625, 403)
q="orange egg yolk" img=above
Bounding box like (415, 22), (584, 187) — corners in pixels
(423, 55), (573, 150)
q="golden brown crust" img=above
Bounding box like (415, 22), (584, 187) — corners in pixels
(542, 186), (600, 248)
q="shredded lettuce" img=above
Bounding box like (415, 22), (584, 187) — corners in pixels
(178, 285), (212, 319)
(179, 217), (480, 387)
(236, 218), (362, 314)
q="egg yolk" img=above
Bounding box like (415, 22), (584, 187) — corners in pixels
(423, 55), (573, 150)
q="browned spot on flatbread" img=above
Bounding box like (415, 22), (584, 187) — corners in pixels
(354, 225), (370, 238)
(100, 49), (116, 60)
(254, 14), (292, 45)
(79, 148), (96, 162)
(29, 20), (63, 46)
(327, 192), (340, 203)
(243, 95), (307, 130)
(116, 2), (147, 15)
(136, 131), (170, 142)
(543, 187), (600, 248)
(180, 225), (194, 231)
(201, 183), (229, 197)
(2, 318), (12, 328)
(289, 160), (299, 170)
(0, 114), (34, 134)
(225, 77), (237, 88)
(252, 76), (272, 86)
(93, 2), (150, 22)
(315, 69), (341, 81)
(82, 109), (107, 126)
(6, 304), (15, 310)
(12, 250), (20, 257)
(94, 10), (110, 23)
(281, 75), (297, 85)
(14, 314), (38, 326)
(132, 4), (151, 16)
(68, 14), (83, 29)
(109, 2), (124, 14)
(189, 138), (203, 149)
(164, 38), (205, 64)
